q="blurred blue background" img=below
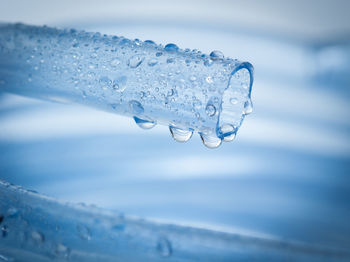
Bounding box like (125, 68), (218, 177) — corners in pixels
(0, 0), (349, 252)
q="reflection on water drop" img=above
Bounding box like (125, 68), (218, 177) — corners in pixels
(110, 58), (121, 67)
(218, 124), (237, 142)
(144, 40), (156, 45)
(99, 76), (112, 88)
(157, 237), (172, 257)
(205, 104), (216, 117)
(134, 116), (157, 129)
(55, 243), (70, 259)
(210, 50), (224, 61)
(112, 76), (127, 92)
(204, 59), (213, 67)
(243, 99), (253, 115)
(164, 43), (179, 52)
(230, 97), (238, 105)
(200, 134), (222, 149)
(205, 76), (213, 84)
(76, 224), (91, 241)
(128, 55), (144, 68)
(169, 126), (193, 142)
(31, 231), (45, 243)
(148, 59), (158, 67)
(1, 225), (8, 237)
(129, 100), (144, 115)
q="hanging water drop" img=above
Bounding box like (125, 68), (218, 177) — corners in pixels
(169, 126), (193, 142)
(218, 124), (237, 142)
(200, 134), (222, 149)
(134, 116), (156, 129)
(243, 99), (253, 115)
(128, 55), (144, 68)
(156, 237), (172, 257)
(210, 50), (224, 61)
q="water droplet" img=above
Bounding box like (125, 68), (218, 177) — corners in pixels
(128, 55), (144, 68)
(134, 116), (156, 129)
(129, 100), (144, 115)
(6, 207), (18, 218)
(210, 50), (224, 61)
(169, 126), (193, 142)
(206, 76), (213, 84)
(112, 76), (127, 92)
(55, 243), (70, 259)
(166, 58), (175, 63)
(110, 58), (121, 67)
(144, 40), (156, 45)
(218, 124), (237, 142)
(1, 225), (8, 237)
(189, 76), (196, 82)
(204, 59), (213, 67)
(31, 231), (45, 243)
(76, 224), (91, 241)
(157, 237), (172, 257)
(0, 215), (3, 224)
(99, 76), (112, 88)
(148, 59), (158, 67)
(193, 99), (202, 109)
(230, 97), (238, 105)
(164, 43), (179, 52)
(243, 99), (253, 115)
(167, 89), (175, 96)
(156, 52), (163, 57)
(205, 104), (216, 117)
(200, 134), (222, 149)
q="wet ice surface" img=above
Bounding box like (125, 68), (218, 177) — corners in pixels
(0, 23), (253, 149)
(0, 22), (350, 261)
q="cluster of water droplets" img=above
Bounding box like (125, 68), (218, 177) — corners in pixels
(0, 23), (253, 149)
